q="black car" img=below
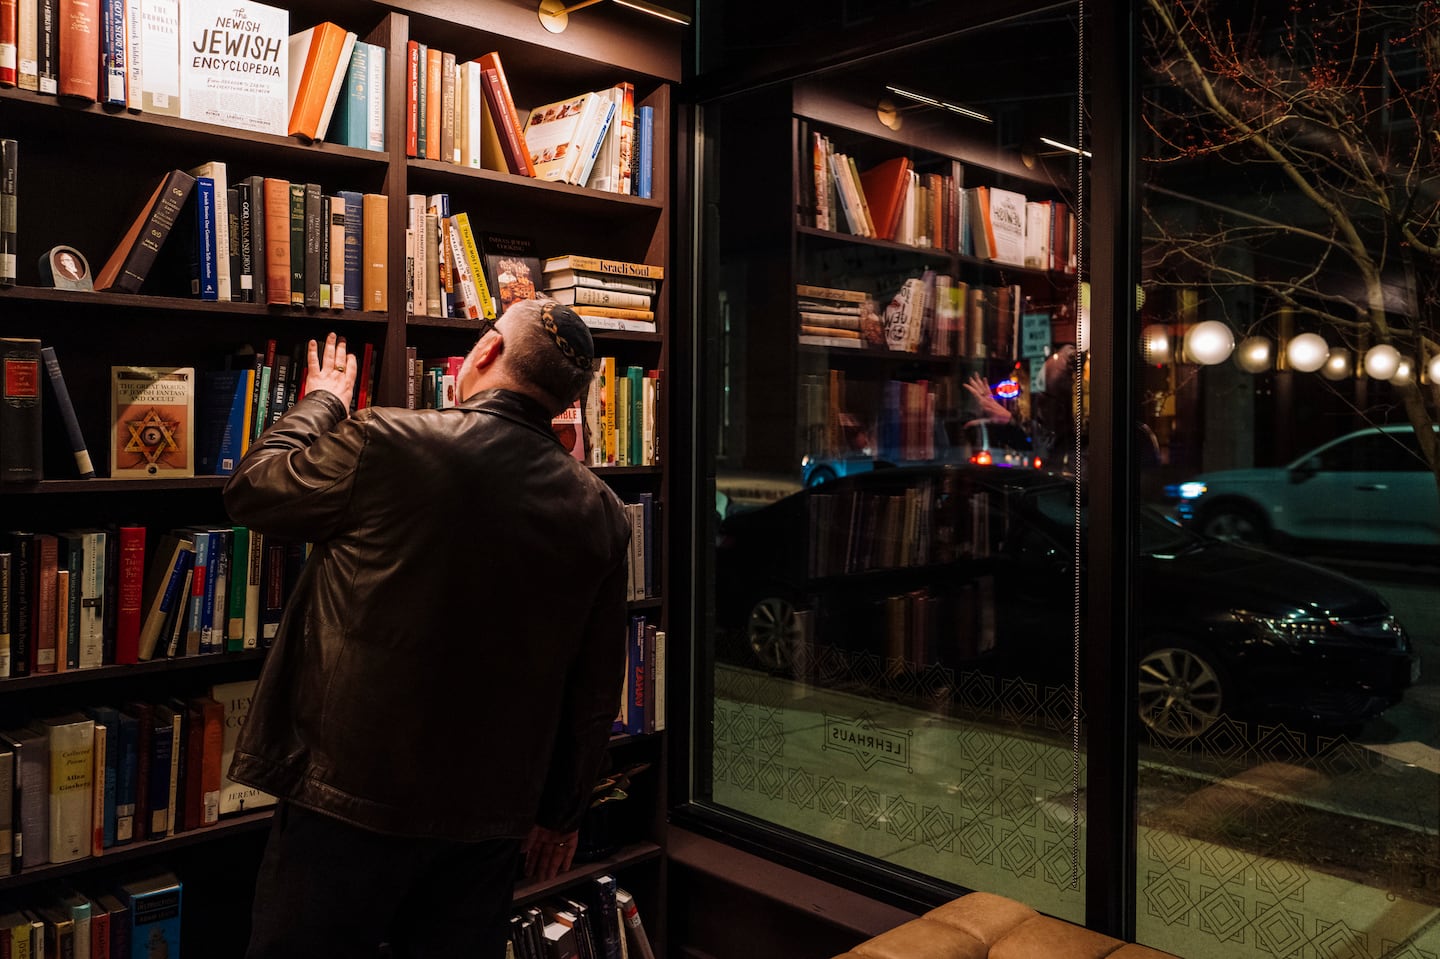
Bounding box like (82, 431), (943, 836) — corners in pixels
(714, 465), (1418, 738)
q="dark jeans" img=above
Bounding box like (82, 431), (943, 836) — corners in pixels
(246, 802), (523, 959)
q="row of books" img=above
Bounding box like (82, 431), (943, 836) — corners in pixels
(0, 871), (182, 959)
(615, 615), (664, 738)
(543, 256), (664, 334)
(91, 160), (388, 310)
(405, 193), (502, 321)
(807, 482), (995, 578)
(797, 279), (1051, 361)
(0, 0), (385, 149)
(1, 691), (268, 873)
(404, 45), (654, 198)
(800, 128), (1077, 272)
(0, 523), (299, 677)
(507, 876), (654, 959)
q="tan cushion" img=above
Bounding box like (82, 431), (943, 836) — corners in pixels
(849, 918), (990, 959)
(923, 893), (1039, 947)
(991, 915), (1126, 959)
(1111, 945), (1182, 958)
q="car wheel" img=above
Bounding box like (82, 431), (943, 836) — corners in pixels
(1199, 503), (1269, 546)
(1137, 641), (1227, 740)
(747, 596), (805, 672)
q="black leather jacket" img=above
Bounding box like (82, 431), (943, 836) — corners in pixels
(222, 388), (631, 840)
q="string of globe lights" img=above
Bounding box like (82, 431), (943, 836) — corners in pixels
(1140, 319), (1436, 386)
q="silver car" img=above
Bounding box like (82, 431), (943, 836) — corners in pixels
(1171, 425), (1439, 548)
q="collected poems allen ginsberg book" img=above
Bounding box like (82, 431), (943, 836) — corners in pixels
(111, 367), (196, 478)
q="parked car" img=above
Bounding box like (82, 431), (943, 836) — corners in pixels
(1168, 425), (1440, 549)
(715, 465), (1418, 739)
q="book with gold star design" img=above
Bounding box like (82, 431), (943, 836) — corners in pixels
(110, 367), (196, 479)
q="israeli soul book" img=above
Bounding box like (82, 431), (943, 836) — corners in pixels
(179, 0), (290, 135)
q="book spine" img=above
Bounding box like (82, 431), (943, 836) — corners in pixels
(225, 527), (248, 650)
(0, 337), (42, 484)
(16, 0), (33, 90)
(124, 0), (139, 109)
(245, 176), (266, 302)
(227, 187), (242, 302)
(0, 139), (14, 286)
(329, 196), (346, 310)
(37, 347), (93, 477)
(90, 721), (105, 855)
(236, 181), (254, 301)
(454, 213), (496, 319)
(479, 63), (531, 176)
(405, 40), (419, 157)
(416, 42), (427, 157)
(34, 0), (52, 94)
(440, 50), (456, 164)
(192, 176), (217, 300)
(0, 552), (9, 678)
(0, 0), (14, 87)
(146, 714), (170, 837)
(362, 193), (387, 312)
(366, 42), (385, 152)
(288, 182), (305, 305)
(56, 0), (97, 99)
(99, 169), (195, 294)
(303, 183), (322, 307)
(100, 0), (122, 104)
(263, 178), (290, 305)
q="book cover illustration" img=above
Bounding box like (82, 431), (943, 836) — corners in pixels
(110, 367), (196, 478)
(481, 232), (540, 315)
(179, 0), (289, 135)
(521, 92), (592, 182)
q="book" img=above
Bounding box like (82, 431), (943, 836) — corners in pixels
(16, 0), (33, 90)
(615, 889), (655, 959)
(187, 161), (231, 300)
(858, 157), (911, 241)
(0, 337), (42, 483)
(0, 1), (14, 87)
(56, 0), (98, 100)
(543, 270), (656, 297)
(0, 139), (14, 286)
(189, 175), (219, 299)
(139, 0), (180, 115)
(94, 169), (197, 294)
(636, 105), (654, 199)
(118, 873), (182, 957)
(115, 525), (145, 664)
(38, 345), (94, 475)
(314, 30), (357, 141)
(180, 0), (288, 134)
(38, 713), (92, 863)
(110, 367), (194, 478)
(262, 176), (291, 305)
(476, 52), (535, 177)
(100, 0), (123, 104)
(209, 679), (275, 813)
(548, 287), (651, 310)
(521, 91), (598, 183)
(479, 232), (540, 314)
(135, 532), (192, 660)
(363, 193), (388, 311)
(0, 740), (11, 876)
(986, 186), (1027, 265)
(542, 256), (664, 280)
(197, 368), (254, 475)
(84, 706), (119, 848)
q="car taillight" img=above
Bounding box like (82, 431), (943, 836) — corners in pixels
(972, 450), (993, 466)
(1033, 457), (1043, 468)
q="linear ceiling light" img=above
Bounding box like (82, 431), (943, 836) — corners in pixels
(539, 0), (692, 33)
(1040, 136), (1092, 158)
(884, 85), (991, 123)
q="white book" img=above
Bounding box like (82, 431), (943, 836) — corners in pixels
(366, 41), (386, 152)
(329, 196), (346, 309)
(314, 30), (357, 141)
(78, 531), (105, 669)
(187, 161), (230, 301)
(542, 270), (656, 296)
(549, 286), (651, 310)
(210, 681), (275, 813)
(573, 91), (617, 187)
(408, 195), (428, 316)
(179, 0), (288, 134)
(140, 0), (179, 114)
(125, 0), (143, 110)
(579, 316), (657, 333)
(463, 61), (482, 167)
(641, 375), (655, 466)
(243, 530), (262, 650)
(585, 87), (622, 192)
(41, 715), (94, 864)
(987, 187), (1028, 266)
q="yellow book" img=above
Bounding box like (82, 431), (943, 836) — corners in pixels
(600, 356), (616, 465)
(616, 374), (631, 467)
(452, 212), (497, 320)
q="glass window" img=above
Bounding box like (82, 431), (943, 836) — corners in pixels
(1137, 0), (1439, 954)
(696, 6), (1087, 920)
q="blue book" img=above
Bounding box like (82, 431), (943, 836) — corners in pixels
(120, 872), (182, 959)
(113, 710), (139, 844)
(338, 190), (363, 311)
(197, 369), (253, 476)
(101, 0), (126, 106)
(146, 710), (175, 837)
(85, 706), (120, 848)
(637, 106), (654, 199)
(58, 533), (83, 669)
(191, 176), (218, 300)
(202, 529), (229, 655)
(331, 41), (369, 149)
(185, 533), (210, 657)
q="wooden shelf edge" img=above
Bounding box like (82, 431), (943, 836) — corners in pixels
(0, 650), (266, 691)
(512, 841), (662, 906)
(0, 88), (388, 164)
(0, 810), (275, 891)
(795, 225), (1074, 280)
(406, 159), (664, 210)
(0, 285), (392, 321)
(7, 477), (231, 494)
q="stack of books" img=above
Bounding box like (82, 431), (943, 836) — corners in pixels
(0, 872), (183, 957)
(288, 22), (387, 150)
(543, 256), (664, 333)
(797, 284), (868, 349)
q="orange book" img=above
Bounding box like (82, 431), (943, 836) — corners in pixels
(287, 21), (349, 140)
(57, 0), (99, 100)
(263, 178), (292, 306)
(857, 157), (911, 241)
(362, 193), (388, 312)
(425, 47), (442, 161)
(476, 52), (535, 177)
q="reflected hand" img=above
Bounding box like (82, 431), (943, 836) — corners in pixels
(962, 372), (1012, 426)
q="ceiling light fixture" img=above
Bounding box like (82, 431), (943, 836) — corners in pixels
(539, 0), (692, 33)
(1039, 136), (1092, 158)
(884, 85), (991, 123)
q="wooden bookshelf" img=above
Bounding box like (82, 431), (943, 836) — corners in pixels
(512, 841), (663, 907)
(0, 651), (266, 692)
(0, 285), (393, 322)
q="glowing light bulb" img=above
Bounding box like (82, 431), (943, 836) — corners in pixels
(1364, 344), (1401, 380)
(1321, 349), (1352, 381)
(1235, 336), (1271, 373)
(1285, 333), (1329, 373)
(1184, 321), (1234, 365)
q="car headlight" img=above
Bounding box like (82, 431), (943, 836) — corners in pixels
(1233, 611), (1334, 646)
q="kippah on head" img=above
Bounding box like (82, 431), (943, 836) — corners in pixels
(539, 300), (594, 370)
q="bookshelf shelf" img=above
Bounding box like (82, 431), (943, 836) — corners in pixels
(512, 841), (663, 907)
(0, 810), (275, 893)
(593, 466), (662, 477)
(0, 88), (389, 171)
(10, 477), (231, 494)
(628, 598), (663, 610)
(407, 314), (659, 343)
(795, 224), (1071, 281)
(0, 286), (391, 324)
(0, 651), (266, 692)
(406, 159), (665, 218)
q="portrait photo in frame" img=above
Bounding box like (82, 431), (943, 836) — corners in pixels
(40, 245), (94, 291)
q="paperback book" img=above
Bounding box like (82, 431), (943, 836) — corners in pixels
(179, 0), (289, 135)
(110, 367), (196, 478)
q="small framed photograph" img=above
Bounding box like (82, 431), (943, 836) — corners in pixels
(40, 245), (94, 291)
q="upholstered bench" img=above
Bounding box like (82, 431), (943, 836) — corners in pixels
(832, 892), (1180, 959)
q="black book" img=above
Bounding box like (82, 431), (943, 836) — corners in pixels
(0, 139), (15, 286)
(304, 182), (322, 308)
(236, 181), (254, 302)
(0, 338), (42, 484)
(318, 192), (330, 307)
(2, 533), (33, 675)
(36, 0), (56, 95)
(40, 346), (95, 478)
(244, 175), (267, 303)
(288, 182), (306, 305)
(94, 169), (197, 294)
(227, 186), (243, 302)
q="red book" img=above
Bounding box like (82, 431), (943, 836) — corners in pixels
(857, 157), (911, 242)
(476, 53), (536, 177)
(33, 533), (58, 673)
(57, 0), (99, 100)
(116, 526), (146, 664)
(0, 0), (17, 87)
(183, 700), (205, 830)
(406, 40), (420, 157)
(90, 906), (110, 956)
(356, 342), (375, 409)
(263, 179), (292, 306)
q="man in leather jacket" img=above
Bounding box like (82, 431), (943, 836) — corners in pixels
(225, 300), (631, 958)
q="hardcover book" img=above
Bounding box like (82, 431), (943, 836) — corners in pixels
(521, 91), (595, 182)
(40, 346), (96, 478)
(0, 336), (42, 484)
(479, 232), (540, 315)
(110, 366), (195, 478)
(209, 679), (275, 814)
(139, 0), (180, 115)
(179, 0), (288, 135)
(40, 713), (93, 863)
(119, 872), (182, 958)
(94, 169), (197, 294)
